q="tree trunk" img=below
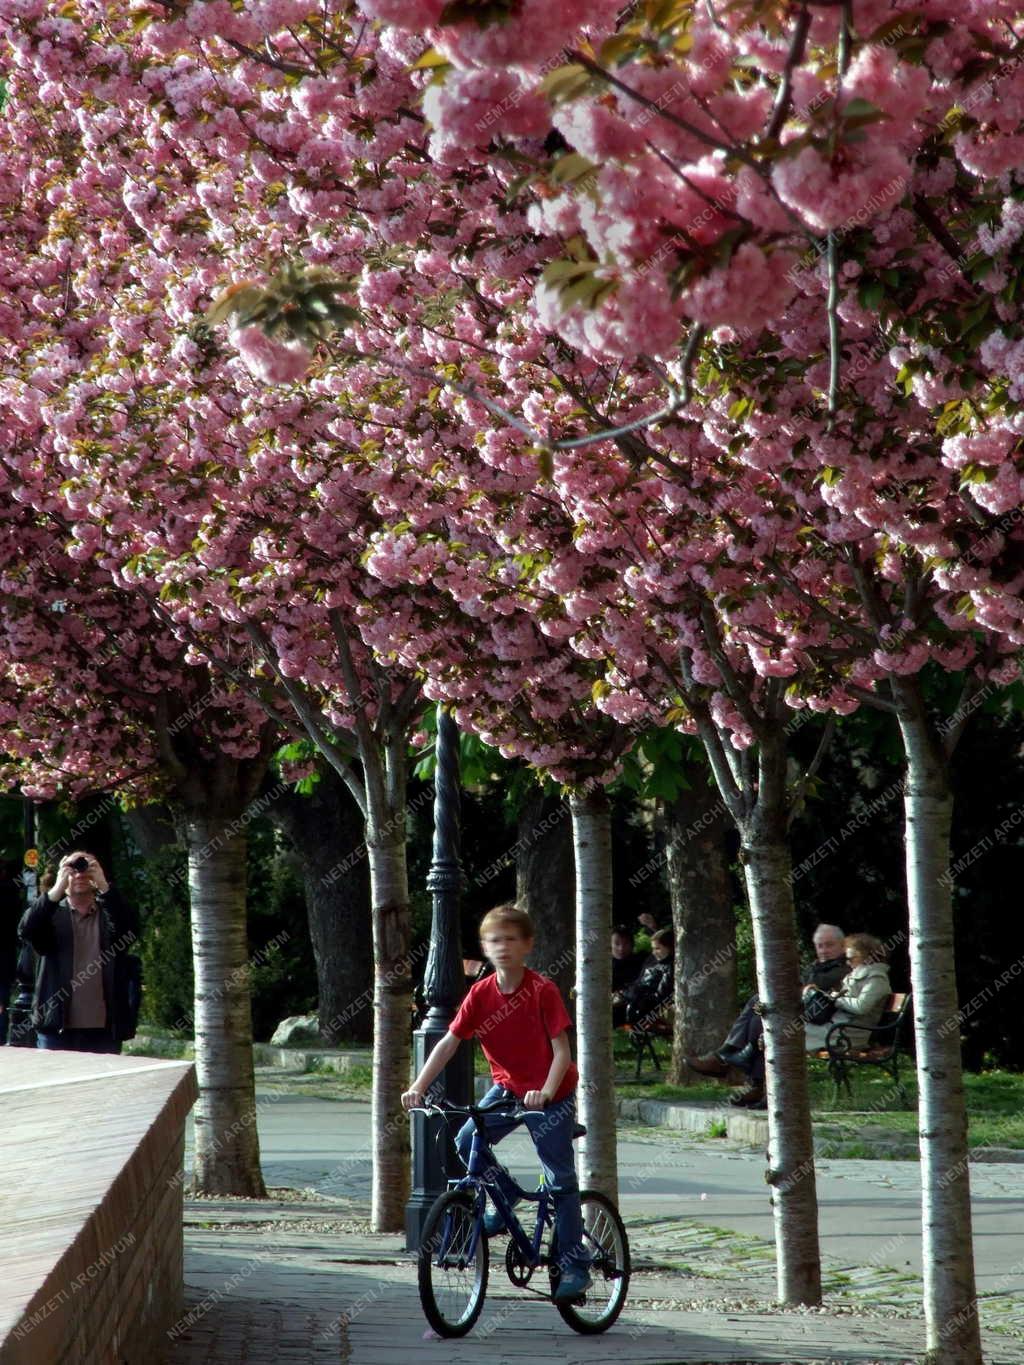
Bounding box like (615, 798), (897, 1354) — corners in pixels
(515, 789), (575, 1004)
(366, 827), (413, 1232)
(893, 680), (981, 1365)
(663, 764), (736, 1074)
(268, 772), (373, 1043)
(122, 802), (178, 858)
(186, 813), (266, 1197)
(741, 732), (821, 1306)
(569, 788), (617, 1202)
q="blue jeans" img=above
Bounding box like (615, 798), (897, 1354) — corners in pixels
(456, 1084), (589, 1272)
(36, 1029), (121, 1054)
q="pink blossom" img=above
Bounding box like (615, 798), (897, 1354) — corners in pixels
(434, 0), (619, 70)
(843, 44), (932, 143)
(423, 68), (549, 161)
(771, 141), (909, 233)
(232, 325), (312, 384)
(681, 245), (799, 330)
(356, 0), (444, 26)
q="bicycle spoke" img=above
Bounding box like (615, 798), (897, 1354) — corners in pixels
(552, 1190), (630, 1335)
(419, 1193), (489, 1337)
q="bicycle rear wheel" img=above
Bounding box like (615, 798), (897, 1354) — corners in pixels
(418, 1191), (489, 1337)
(551, 1190), (630, 1334)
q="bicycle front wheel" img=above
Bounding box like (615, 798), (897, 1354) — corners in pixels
(551, 1190), (630, 1334)
(418, 1191), (489, 1338)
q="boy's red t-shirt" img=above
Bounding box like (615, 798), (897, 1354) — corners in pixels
(450, 968), (578, 1103)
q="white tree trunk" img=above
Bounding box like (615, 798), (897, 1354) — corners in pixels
(894, 684), (981, 1365)
(366, 830), (413, 1232)
(694, 715), (822, 1306)
(662, 768), (736, 1071)
(743, 834), (821, 1305)
(569, 789), (616, 1202)
(186, 814), (265, 1197)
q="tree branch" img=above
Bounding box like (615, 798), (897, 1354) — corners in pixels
(911, 196), (977, 290)
(243, 621), (366, 816)
(765, 6), (812, 142)
(845, 682), (898, 714)
(787, 712), (836, 829)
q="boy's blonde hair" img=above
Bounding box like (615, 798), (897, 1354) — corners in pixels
(478, 904), (535, 942)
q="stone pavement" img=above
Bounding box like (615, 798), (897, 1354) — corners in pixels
(166, 1198), (1024, 1365)
(166, 1077), (1024, 1364)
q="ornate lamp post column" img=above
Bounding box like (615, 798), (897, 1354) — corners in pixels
(22, 797), (38, 903)
(405, 706), (473, 1250)
(7, 798), (38, 1047)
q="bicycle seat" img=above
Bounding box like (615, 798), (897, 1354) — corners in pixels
(572, 1123), (587, 1139)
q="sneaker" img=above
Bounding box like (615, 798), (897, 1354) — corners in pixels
(482, 1209), (509, 1237)
(553, 1267), (593, 1303)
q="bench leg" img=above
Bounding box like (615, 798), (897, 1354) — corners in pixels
(648, 1035), (662, 1074)
(890, 1057), (909, 1108)
(828, 1058), (849, 1106)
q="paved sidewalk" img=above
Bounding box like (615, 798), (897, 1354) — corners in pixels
(166, 1078), (1024, 1363)
(167, 1198), (1024, 1365)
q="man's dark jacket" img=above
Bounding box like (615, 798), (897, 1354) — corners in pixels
(612, 951), (644, 993)
(623, 954), (674, 1011)
(804, 954), (849, 993)
(18, 888), (140, 1039)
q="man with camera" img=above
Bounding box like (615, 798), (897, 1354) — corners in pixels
(18, 851), (140, 1054)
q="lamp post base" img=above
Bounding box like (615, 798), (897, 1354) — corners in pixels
(405, 1019), (473, 1251)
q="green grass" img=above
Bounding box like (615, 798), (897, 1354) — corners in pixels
(612, 1028), (1024, 1149)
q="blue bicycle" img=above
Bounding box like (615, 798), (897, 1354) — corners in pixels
(411, 1097), (630, 1338)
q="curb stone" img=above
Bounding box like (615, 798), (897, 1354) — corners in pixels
(615, 1097), (1024, 1163)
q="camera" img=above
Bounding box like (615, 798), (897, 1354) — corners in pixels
(69, 856), (90, 873)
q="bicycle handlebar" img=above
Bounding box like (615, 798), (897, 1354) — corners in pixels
(407, 1097), (533, 1122)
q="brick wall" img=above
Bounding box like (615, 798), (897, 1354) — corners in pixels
(0, 1053), (197, 1365)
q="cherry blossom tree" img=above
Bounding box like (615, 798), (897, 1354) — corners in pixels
(337, 6), (1023, 1348)
(5, 0), (1023, 1346)
(0, 499), (279, 1196)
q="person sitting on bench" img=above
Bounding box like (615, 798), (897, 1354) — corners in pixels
(611, 925), (645, 1027)
(686, 923), (849, 1109)
(802, 932), (891, 1051)
(617, 928), (674, 1032)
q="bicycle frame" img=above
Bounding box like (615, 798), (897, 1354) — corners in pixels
(445, 1115), (553, 1269)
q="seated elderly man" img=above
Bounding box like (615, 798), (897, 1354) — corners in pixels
(687, 923), (849, 1109)
(802, 933), (891, 1051)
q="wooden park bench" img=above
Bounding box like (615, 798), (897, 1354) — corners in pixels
(820, 991), (914, 1103)
(620, 1007), (674, 1081)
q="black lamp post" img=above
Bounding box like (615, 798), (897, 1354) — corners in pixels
(405, 705), (473, 1250)
(7, 797), (38, 1047)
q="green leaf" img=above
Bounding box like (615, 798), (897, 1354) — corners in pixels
(542, 257), (597, 286)
(858, 279), (885, 310)
(841, 98), (889, 129)
(539, 63), (591, 105)
(558, 274), (609, 309)
(549, 152), (598, 186)
(206, 283), (263, 326)
(410, 47), (450, 69)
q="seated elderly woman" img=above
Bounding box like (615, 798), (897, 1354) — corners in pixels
(802, 932), (892, 1052)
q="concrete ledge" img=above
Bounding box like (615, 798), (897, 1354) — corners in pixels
(0, 1049), (197, 1365)
(617, 1095), (767, 1144)
(615, 1096), (1024, 1162)
(252, 1044), (371, 1074)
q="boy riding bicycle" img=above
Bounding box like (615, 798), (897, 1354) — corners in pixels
(401, 904), (591, 1302)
